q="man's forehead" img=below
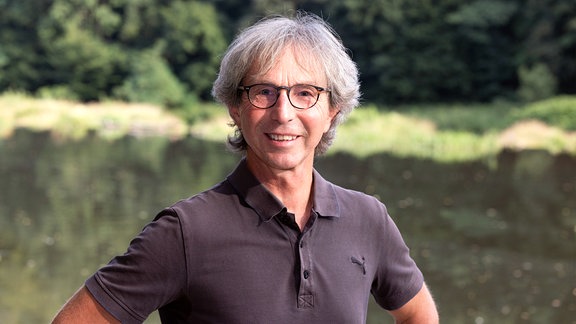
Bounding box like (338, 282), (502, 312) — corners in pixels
(244, 47), (326, 85)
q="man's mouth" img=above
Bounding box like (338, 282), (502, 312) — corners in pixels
(267, 134), (298, 141)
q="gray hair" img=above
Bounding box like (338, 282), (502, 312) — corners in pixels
(212, 12), (360, 155)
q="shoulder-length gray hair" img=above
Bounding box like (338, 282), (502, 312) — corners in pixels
(212, 12), (360, 156)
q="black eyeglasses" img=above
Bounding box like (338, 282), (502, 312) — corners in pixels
(237, 83), (330, 110)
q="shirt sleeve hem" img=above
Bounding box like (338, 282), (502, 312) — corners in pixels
(85, 274), (147, 324)
(377, 272), (425, 311)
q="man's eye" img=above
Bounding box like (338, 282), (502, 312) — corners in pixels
(296, 90), (314, 97)
(258, 88), (275, 96)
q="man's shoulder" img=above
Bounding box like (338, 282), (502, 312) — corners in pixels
(315, 172), (388, 222)
(158, 179), (240, 219)
(325, 179), (383, 207)
(315, 169), (380, 201)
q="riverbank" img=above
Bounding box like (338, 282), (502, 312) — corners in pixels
(0, 93), (188, 140)
(1, 93), (575, 162)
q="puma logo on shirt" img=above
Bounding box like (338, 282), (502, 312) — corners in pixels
(351, 256), (366, 275)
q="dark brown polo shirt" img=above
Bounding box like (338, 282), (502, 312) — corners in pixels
(86, 158), (423, 323)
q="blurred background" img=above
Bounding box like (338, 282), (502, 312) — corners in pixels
(0, 0), (575, 323)
(1, 0), (576, 106)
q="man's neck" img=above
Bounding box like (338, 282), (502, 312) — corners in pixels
(270, 176), (313, 230)
(246, 157), (314, 229)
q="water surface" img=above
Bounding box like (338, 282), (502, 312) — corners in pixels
(0, 130), (574, 323)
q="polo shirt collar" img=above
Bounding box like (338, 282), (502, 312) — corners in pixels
(311, 169), (341, 218)
(227, 158), (341, 222)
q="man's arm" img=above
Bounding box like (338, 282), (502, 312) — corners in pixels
(389, 282), (439, 324)
(52, 285), (120, 324)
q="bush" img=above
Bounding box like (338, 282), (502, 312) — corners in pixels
(172, 94), (218, 125)
(37, 85), (79, 101)
(516, 96), (576, 131)
(399, 102), (520, 133)
(113, 47), (185, 108)
(517, 63), (558, 103)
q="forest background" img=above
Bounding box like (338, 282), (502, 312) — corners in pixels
(1, 0), (576, 158)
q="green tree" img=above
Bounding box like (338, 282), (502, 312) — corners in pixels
(446, 0), (519, 101)
(514, 0), (576, 95)
(325, 0), (472, 104)
(160, 0), (227, 99)
(114, 46), (186, 108)
(517, 63), (557, 102)
(0, 0), (52, 91)
(1, 0), (575, 105)
(37, 0), (127, 100)
(2, 0), (226, 104)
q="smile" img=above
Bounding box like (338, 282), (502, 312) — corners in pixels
(267, 134), (298, 141)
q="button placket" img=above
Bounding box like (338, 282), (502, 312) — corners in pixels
(297, 232), (314, 308)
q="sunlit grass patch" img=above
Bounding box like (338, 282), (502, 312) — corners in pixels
(0, 109), (15, 138)
(515, 96), (576, 131)
(331, 106), (499, 162)
(0, 93), (188, 140)
(189, 114), (233, 142)
(400, 102), (521, 133)
(498, 120), (576, 154)
(333, 108), (434, 155)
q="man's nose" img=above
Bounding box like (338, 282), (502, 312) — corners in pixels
(271, 89), (295, 122)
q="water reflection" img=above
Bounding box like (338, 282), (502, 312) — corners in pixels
(0, 130), (574, 323)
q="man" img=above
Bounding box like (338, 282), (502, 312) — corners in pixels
(53, 13), (438, 323)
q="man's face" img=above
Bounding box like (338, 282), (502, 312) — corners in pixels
(229, 47), (338, 175)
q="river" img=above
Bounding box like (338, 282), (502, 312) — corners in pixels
(0, 130), (574, 323)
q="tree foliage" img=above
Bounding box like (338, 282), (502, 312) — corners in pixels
(0, 0), (574, 106)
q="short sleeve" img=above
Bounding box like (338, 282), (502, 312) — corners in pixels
(371, 206), (424, 311)
(85, 210), (186, 323)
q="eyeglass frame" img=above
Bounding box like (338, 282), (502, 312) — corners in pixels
(237, 83), (331, 110)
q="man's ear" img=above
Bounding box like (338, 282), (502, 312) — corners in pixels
(330, 108), (340, 121)
(324, 108), (340, 133)
(228, 105), (241, 126)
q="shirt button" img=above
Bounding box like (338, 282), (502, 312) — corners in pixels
(303, 270), (310, 279)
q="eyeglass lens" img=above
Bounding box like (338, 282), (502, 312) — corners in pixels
(248, 84), (320, 109)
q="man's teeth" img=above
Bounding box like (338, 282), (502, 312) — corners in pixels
(269, 134), (297, 141)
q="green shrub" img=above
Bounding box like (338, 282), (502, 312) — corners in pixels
(400, 102), (520, 133)
(517, 63), (558, 103)
(37, 85), (79, 101)
(517, 96), (576, 131)
(113, 48), (185, 108)
(175, 96), (227, 125)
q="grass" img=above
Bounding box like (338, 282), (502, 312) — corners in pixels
(331, 106), (501, 162)
(399, 102), (521, 133)
(1, 92), (575, 162)
(0, 92), (188, 140)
